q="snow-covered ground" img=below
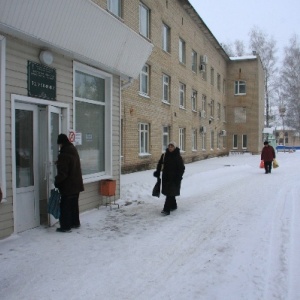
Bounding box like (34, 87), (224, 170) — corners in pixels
(1, 151), (300, 300)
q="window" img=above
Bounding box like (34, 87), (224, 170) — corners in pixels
(179, 128), (185, 151)
(201, 95), (207, 118)
(217, 73), (221, 91)
(179, 38), (186, 64)
(223, 106), (226, 122)
(210, 67), (214, 85)
(74, 62), (112, 179)
(162, 74), (170, 103)
(162, 126), (170, 151)
(108, 0), (122, 17)
(235, 80), (246, 95)
(192, 50), (197, 73)
(242, 134), (247, 149)
(179, 83), (186, 108)
(162, 23), (170, 53)
(223, 79), (226, 94)
(191, 90), (197, 111)
(140, 64), (149, 96)
(233, 134), (238, 149)
(210, 130), (214, 149)
(217, 102), (221, 119)
(217, 133), (220, 149)
(201, 130), (206, 150)
(192, 128), (197, 150)
(210, 99), (214, 118)
(139, 3), (150, 38)
(139, 123), (149, 154)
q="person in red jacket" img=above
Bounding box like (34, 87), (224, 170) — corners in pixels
(261, 141), (276, 174)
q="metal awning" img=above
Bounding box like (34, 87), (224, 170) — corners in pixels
(0, 0), (153, 79)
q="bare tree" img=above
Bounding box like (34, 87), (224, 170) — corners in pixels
(280, 35), (300, 131)
(222, 40), (246, 57)
(249, 27), (278, 127)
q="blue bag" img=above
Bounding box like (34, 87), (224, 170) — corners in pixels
(48, 188), (61, 219)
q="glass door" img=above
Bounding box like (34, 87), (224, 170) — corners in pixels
(47, 106), (61, 226)
(15, 103), (39, 232)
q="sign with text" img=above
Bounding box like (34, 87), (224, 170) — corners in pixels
(27, 61), (56, 100)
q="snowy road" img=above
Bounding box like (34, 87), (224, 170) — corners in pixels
(0, 152), (299, 300)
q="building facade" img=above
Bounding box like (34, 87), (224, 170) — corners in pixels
(96, 0), (265, 173)
(0, 0), (152, 239)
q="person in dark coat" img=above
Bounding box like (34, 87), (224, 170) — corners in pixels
(54, 134), (84, 232)
(261, 140), (276, 174)
(153, 141), (185, 215)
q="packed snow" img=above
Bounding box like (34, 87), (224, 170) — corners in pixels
(1, 151), (300, 300)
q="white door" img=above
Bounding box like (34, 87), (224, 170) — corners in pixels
(15, 103), (39, 232)
(47, 106), (61, 226)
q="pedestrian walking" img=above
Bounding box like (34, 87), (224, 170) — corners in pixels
(153, 142), (185, 215)
(261, 140), (276, 174)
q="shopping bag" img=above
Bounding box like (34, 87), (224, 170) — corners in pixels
(259, 160), (264, 168)
(152, 178), (161, 198)
(47, 188), (61, 219)
(273, 159), (279, 168)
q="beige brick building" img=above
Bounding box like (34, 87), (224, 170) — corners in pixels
(94, 0), (265, 172)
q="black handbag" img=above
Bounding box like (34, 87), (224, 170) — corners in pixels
(48, 188), (61, 219)
(152, 178), (161, 198)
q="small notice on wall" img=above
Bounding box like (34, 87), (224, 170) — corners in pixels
(27, 61), (56, 100)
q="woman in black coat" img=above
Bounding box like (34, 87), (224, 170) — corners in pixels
(54, 134), (84, 232)
(154, 141), (185, 215)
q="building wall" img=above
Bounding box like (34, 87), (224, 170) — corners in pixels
(226, 58), (265, 154)
(0, 35), (121, 239)
(116, 0), (229, 173)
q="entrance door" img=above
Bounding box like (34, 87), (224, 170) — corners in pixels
(47, 106), (61, 226)
(15, 103), (39, 232)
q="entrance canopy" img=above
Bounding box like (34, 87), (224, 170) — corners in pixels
(0, 0), (153, 80)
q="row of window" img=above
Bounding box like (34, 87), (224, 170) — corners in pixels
(137, 123), (228, 154)
(140, 65), (227, 120)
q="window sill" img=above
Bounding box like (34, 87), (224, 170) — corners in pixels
(139, 92), (150, 99)
(139, 153), (152, 158)
(162, 100), (170, 105)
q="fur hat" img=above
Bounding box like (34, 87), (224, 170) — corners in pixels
(57, 133), (71, 145)
(168, 141), (177, 148)
(264, 141), (269, 145)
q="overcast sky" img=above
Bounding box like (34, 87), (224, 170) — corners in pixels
(189, 0), (300, 58)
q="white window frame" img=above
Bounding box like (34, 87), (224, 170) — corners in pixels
(235, 80), (246, 95)
(73, 61), (113, 182)
(179, 128), (185, 151)
(217, 73), (221, 91)
(108, 0), (122, 18)
(139, 3), (150, 38)
(162, 126), (170, 151)
(192, 128), (197, 151)
(162, 23), (170, 53)
(217, 102), (221, 119)
(179, 82), (186, 109)
(179, 38), (186, 64)
(210, 99), (214, 118)
(233, 134), (238, 149)
(192, 50), (197, 73)
(139, 64), (150, 97)
(210, 130), (214, 150)
(191, 90), (197, 112)
(162, 74), (170, 103)
(201, 95), (207, 117)
(242, 134), (247, 149)
(139, 122), (150, 155)
(210, 67), (214, 85)
(201, 132), (206, 151)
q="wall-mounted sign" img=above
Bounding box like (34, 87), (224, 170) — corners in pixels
(27, 61), (56, 100)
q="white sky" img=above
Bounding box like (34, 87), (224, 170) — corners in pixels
(1, 151), (300, 299)
(189, 0), (300, 58)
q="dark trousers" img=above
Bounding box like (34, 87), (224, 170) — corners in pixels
(163, 196), (177, 212)
(264, 161), (272, 173)
(59, 193), (80, 229)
